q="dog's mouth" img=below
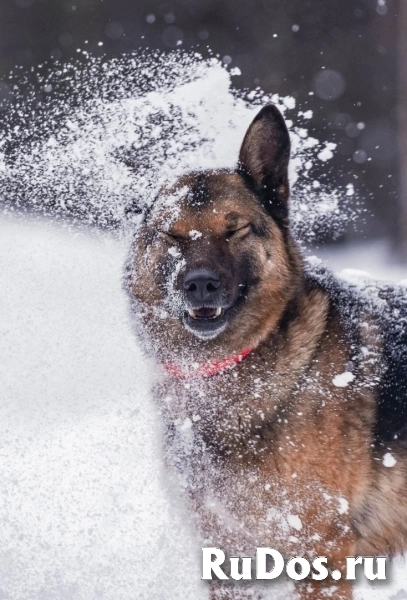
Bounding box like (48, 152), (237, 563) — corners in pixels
(181, 285), (249, 340)
(183, 288), (248, 339)
(183, 305), (228, 340)
(187, 307), (222, 320)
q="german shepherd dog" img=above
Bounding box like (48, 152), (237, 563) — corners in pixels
(125, 104), (407, 599)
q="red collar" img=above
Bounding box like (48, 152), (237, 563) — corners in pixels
(164, 347), (253, 379)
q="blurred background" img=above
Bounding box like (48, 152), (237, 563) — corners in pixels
(0, 0), (406, 257)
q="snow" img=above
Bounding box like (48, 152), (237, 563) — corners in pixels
(1, 212), (407, 599)
(0, 213), (206, 600)
(338, 498), (350, 515)
(168, 245), (181, 257)
(189, 229), (202, 240)
(287, 515), (303, 531)
(383, 453), (397, 468)
(0, 53), (355, 243)
(318, 239), (407, 283)
(0, 50), (406, 600)
(317, 142), (337, 162)
(332, 371), (355, 388)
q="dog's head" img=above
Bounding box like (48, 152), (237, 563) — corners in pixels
(127, 105), (303, 361)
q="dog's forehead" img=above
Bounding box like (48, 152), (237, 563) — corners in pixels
(152, 170), (260, 231)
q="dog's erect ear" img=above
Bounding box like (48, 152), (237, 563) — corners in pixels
(238, 104), (290, 221)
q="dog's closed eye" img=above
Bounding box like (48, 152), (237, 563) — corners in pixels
(157, 230), (184, 243)
(225, 223), (251, 240)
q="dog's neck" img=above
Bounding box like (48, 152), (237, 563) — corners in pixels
(164, 346), (253, 379)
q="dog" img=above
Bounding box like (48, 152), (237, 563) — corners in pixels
(125, 104), (407, 599)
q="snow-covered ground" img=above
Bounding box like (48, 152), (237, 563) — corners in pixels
(0, 213), (206, 600)
(1, 211), (407, 600)
(317, 239), (407, 284)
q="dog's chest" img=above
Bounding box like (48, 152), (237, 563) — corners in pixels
(158, 372), (350, 554)
(159, 366), (283, 454)
(156, 363), (364, 555)
(158, 355), (326, 458)
(160, 367), (306, 478)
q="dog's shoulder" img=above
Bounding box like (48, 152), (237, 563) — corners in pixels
(302, 259), (364, 341)
(304, 260), (407, 446)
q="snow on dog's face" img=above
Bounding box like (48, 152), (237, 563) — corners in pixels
(126, 105), (303, 363)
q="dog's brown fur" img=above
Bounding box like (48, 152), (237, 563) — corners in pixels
(126, 105), (407, 599)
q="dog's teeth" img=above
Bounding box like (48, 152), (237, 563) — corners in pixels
(188, 307), (222, 319)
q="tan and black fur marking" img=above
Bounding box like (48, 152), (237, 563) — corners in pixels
(125, 104), (407, 599)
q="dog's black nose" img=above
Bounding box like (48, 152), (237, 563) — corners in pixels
(183, 268), (221, 303)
